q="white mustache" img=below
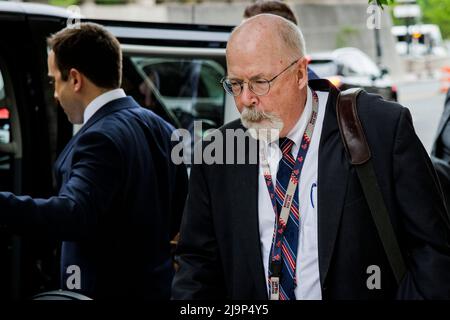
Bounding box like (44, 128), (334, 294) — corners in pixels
(241, 106), (283, 123)
(241, 106), (271, 122)
(240, 106), (284, 141)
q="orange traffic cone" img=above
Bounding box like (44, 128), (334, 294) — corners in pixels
(441, 66), (450, 93)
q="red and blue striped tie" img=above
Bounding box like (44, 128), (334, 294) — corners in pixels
(275, 137), (299, 300)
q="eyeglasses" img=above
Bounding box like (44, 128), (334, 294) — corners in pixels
(221, 59), (300, 97)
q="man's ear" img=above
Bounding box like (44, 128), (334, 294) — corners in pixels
(296, 58), (308, 90)
(69, 68), (83, 92)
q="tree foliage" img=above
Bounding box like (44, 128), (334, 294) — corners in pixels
(369, 0), (396, 9)
(417, 0), (450, 39)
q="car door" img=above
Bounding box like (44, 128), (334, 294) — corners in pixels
(0, 43), (23, 302)
(0, 4), (71, 300)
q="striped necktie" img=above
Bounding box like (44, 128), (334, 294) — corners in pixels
(274, 137), (299, 300)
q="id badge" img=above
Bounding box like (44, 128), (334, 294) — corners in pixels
(270, 276), (280, 300)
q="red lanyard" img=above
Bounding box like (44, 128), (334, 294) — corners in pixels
(259, 90), (319, 300)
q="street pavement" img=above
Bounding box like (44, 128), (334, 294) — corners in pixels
(397, 78), (446, 154)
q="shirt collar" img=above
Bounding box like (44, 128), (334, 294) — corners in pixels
(276, 86), (313, 149)
(83, 88), (126, 125)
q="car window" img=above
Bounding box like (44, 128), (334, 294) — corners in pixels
(308, 59), (338, 77)
(123, 56), (226, 132)
(0, 63), (13, 189)
(334, 50), (380, 78)
(0, 71), (4, 101)
(0, 69), (10, 145)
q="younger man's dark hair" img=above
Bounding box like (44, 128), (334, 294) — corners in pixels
(47, 22), (122, 89)
(243, 0), (298, 25)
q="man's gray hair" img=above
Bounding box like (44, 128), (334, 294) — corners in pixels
(277, 16), (307, 60)
(231, 13), (307, 60)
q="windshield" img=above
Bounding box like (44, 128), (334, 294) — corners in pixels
(334, 50), (381, 77)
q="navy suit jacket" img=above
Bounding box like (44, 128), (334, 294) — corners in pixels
(431, 89), (450, 212)
(1, 96), (188, 299)
(173, 80), (450, 300)
(431, 89), (450, 158)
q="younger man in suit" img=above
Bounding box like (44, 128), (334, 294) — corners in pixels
(0, 23), (188, 299)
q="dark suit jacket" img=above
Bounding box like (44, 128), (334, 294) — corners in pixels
(431, 89), (450, 211)
(0, 96), (188, 299)
(172, 80), (450, 300)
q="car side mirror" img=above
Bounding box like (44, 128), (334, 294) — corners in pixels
(380, 67), (389, 77)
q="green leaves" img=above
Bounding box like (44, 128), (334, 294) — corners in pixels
(418, 0), (450, 39)
(369, 0), (396, 8)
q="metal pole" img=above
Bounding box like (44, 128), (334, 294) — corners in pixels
(406, 17), (411, 55)
(374, 27), (383, 66)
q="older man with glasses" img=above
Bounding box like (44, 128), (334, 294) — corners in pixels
(172, 14), (450, 300)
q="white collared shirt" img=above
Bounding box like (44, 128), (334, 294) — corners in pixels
(258, 86), (329, 300)
(83, 88), (126, 125)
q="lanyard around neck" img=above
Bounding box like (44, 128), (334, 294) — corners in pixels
(260, 90), (319, 227)
(259, 90), (319, 300)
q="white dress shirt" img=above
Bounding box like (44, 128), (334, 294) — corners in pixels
(258, 86), (329, 300)
(83, 88), (126, 125)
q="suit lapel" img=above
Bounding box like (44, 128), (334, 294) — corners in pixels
(228, 133), (268, 298)
(311, 80), (350, 286)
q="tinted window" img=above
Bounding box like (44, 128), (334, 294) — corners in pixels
(335, 51), (381, 77)
(123, 56), (226, 131)
(0, 71), (4, 101)
(308, 59), (338, 77)
(0, 67), (12, 188)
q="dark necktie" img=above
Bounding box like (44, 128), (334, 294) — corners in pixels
(274, 137), (299, 300)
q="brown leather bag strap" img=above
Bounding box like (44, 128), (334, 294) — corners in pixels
(336, 88), (370, 165)
(336, 88), (407, 285)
